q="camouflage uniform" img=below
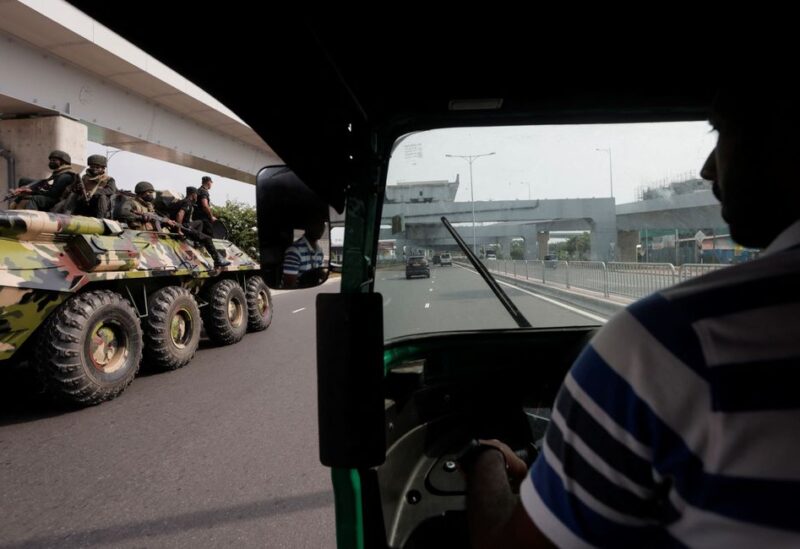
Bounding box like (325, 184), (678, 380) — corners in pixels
(118, 194), (159, 230)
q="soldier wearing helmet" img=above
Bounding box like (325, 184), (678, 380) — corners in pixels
(8, 150), (79, 211)
(117, 181), (175, 231)
(52, 154), (118, 218)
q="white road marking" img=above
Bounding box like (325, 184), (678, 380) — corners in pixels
(455, 264), (607, 324)
(383, 296), (392, 307)
(292, 308), (306, 314)
(271, 276), (340, 297)
(429, 288), (434, 292)
(425, 303), (430, 309)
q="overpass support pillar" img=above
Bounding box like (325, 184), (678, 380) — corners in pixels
(498, 237), (513, 259)
(590, 221), (618, 261)
(520, 226), (537, 259)
(537, 231), (550, 259)
(0, 115), (87, 196)
(617, 230), (640, 262)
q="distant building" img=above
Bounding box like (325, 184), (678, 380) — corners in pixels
(637, 178), (711, 201)
(385, 176), (460, 203)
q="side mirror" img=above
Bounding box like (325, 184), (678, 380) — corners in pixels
(256, 165), (333, 289)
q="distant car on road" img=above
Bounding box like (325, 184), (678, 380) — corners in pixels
(544, 254), (559, 268)
(485, 250), (497, 261)
(432, 254), (441, 266)
(440, 253), (452, 266)
(406, 255), (430, 279)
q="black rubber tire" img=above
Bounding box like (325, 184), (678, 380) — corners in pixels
(245, 276), (273, 332)
(35, 290), (143, 406)
(202, 279), (248, 346)
(143, 286), (201, 370)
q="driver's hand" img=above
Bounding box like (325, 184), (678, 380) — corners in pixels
(14, 187), (32, 195)
(478, 439), (529, 482)
(211, 216), (218, 222)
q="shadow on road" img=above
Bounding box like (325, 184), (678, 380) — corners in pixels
(0, 490), (334, 549)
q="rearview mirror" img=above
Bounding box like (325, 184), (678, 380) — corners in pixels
(255, 165), (333, 289)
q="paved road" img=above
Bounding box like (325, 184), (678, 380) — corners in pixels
(0, 268), (603, 548)
(0, 281), (340, 549)
(377, 264), (605, 340)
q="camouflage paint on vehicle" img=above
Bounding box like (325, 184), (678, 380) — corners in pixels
(0, 210), (259, 360)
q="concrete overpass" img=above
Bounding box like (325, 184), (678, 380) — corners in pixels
(383, 198), (617, 260)
(380, 223), (588, 258)
(616, 190), (723, 230)
(382, 180), (724, 261)
(0, 0), (279, 193)
(614, 190), (724, 260)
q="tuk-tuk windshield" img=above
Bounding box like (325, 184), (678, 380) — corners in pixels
(376, 121), (748, 341)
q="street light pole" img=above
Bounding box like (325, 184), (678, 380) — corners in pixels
(445, 152), (496, 254)
(521, 181), (531, 200)
(595, 147), (614, 198)
(105, 149), (123, 161)
(105, 149), (124, 175)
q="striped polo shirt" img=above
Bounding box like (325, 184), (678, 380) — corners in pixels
(522, 219), (800, 548)
(283, 236), (324, 276)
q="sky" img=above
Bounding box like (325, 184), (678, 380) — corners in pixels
(386, 121), (717, 204)
(87, 142), (257, 206)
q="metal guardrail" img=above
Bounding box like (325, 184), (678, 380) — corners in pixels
(678, 263), (725, 281)
(607, 262), (676, 299)
(482, 259), (727, 300)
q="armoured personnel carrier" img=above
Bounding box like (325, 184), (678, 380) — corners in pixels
(0, 209), (272, 406)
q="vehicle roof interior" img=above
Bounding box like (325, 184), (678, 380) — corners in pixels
(65, 6), (721, 210)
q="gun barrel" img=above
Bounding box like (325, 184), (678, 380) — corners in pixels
(0, 210), (107, 237)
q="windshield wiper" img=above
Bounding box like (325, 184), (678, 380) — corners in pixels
(441, 216), (531, 328)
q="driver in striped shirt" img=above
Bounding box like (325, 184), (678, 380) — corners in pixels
(463, 85), (800, 548)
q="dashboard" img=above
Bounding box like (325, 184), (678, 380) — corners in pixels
(378, 327), (595, 548)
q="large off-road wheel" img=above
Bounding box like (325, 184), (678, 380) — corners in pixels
(202, 279), (247, 346)
(143, 286), (201, 370)
(245, 276), (273, 332)
(36, 290), (143, 406)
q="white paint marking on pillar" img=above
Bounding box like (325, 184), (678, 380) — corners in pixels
(425, 303), (430, 309)
(292, 308), (306, 314)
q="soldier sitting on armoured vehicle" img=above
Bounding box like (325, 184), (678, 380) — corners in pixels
(52, 154), (117, 218)
(116, 182), (230, 268)
(5, 150), (78, 211)
(162, 186), (230, 268)
(172, 186), (199, 230)
(116, 181), (177, 231)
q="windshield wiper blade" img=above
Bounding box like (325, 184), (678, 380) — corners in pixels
(441, 216), (531, 328)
